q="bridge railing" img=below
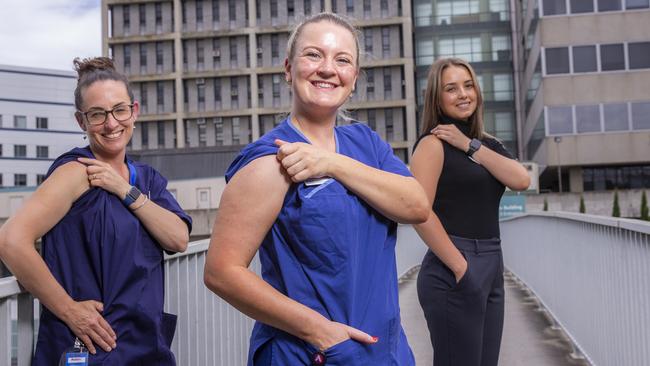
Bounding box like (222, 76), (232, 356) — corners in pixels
(0, 225), (426, 364)
(501, 212), (650, 366)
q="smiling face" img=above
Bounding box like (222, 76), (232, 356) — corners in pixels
(439, 65), (478, 121)
(76, 79), (138, 157)
(285, 21), (359, 116)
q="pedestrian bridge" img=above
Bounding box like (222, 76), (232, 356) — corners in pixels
(1, 213), (648, 365)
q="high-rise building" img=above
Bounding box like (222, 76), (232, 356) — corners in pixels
(0, 65), (84, 188)
(413, 0), (519, 155)
(101, 0), (417, 174)
(517, 0), (650, 193)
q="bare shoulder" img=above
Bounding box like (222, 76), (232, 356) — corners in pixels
(413, 135), (444, 159)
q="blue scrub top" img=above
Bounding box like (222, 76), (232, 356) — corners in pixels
(33, 146), (192, 366)
(226, 118), (415, 365)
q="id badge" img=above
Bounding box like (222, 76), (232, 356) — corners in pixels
(59, 338), (89, 366)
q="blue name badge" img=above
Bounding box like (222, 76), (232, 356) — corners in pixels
(65, 352), (88, 366)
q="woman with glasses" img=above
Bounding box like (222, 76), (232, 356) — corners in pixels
(0, 57), (191, 364)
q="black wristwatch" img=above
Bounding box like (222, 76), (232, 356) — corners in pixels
(466, 138), (482, 157)
(123, 186), (142, 206)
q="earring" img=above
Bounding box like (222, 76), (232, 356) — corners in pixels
(82, 133), (87, 140)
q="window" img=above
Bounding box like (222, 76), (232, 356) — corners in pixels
(304, 0), (311, 15)
(231, 77), (239, 108)
(124, 44), (131, 69)
(603, 103), (629, 131)
(384, 69), (392, 99)
(213, 39), (221, 66)
(228, 0), (236, 21)
(364, 0), (371, 14)
(181, 1), (187, 24)
(196, 0), (204, 23)
(140, 44), (147, 70)
(272, 75), (281, 107)
(198, 122), (207, 146)
(14, 145), (27, 157)
(0, 174), (2, 187)
(232, 117), (241, 144)
(545, 47), (570, 74)
(288, 0), (295, 17)
(123, 5), (130, 30)
(37, 174), (46, 185)
(631, 102), (650, 130)
(271, 0), (278, 17)
(271, 34), (279, 59)
(629, 42), (650, 69)
(572, 45), (597, 73)
(213, 1), (220, 23)
(543, 0), (567, 15)
(14, 116), (26, 129)
(367, 71), (375, 98)
(491, 35), (510, 61)
(385, 109), (394, 140)
(182, 42), (188, 67)
(438, 36), (483, 62)
(381, 28), (390, 57)
(198, 83), (206, 105)
(495, 112), (514, 140)
(157, 81), (164, 107)
(547, 106), (573, 134)
(597, 0), (622, 11)
(493, 74), (513, 101)
(215, 117), (224, 145)
(141, 122), (149, 148)
(36, 145), (49, 158)
(600, 43), (624, 71)
(197, 41), (205, 67)
(230, 38), (237, 64)
(380, 0), (389, 15)
(367, 109), (376, 130)
(14, 174), (27, 187)
(346, 0), (354, 13)
(157, 121), (166, 147)
(364, 29), (373, 54)
(416, 39), (433, 65)
(570, 0), (593, 13)
(156, 42), (164, 68)
(415, 2), (433, 26)
(0, 144), (2, 156)
(140, 83), (148, 109)
(155, 3), (162, 26)
(626, 0), (650, 9)
(36, 117), (48, 129)
(214, 78), (222, 103)
(575, 105), (601, 133)
(139, 4), (146, 30)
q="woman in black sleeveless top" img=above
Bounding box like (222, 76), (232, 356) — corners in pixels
(411, 58), (530, 366)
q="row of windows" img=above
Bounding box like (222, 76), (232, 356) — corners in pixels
(544, 42), (650, 75)
(0, 144), (49, 159)
(546, 101), (650, 135)
(184, 116), (252, 148)
(416, 33), (512, 66)
(0, 173), (46, 187)
(583, 165), (650, 191)
(119, 42), (174, 75)
(0, 115), (48, 129)
(542, 0), (649, 17)
(414, 0), (510, 27)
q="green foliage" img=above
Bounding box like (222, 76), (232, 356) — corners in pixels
(641, 191), (649, 221)
(543, 198), (548, 211)
(579, 195), (586, 214)
(612, 190), (621, 218)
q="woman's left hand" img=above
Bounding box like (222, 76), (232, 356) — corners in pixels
(275, 139), (333, 182)
(432, 124), (471, 153)
(77, 157), (131, 199)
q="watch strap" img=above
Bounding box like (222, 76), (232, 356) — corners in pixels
(123, 186), (142, 206)
(466, 138), (482, 157)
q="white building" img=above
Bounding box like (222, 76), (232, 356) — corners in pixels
(0, 65), (85, 187)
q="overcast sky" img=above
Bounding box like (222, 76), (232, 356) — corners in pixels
(0, 0), (101, 72)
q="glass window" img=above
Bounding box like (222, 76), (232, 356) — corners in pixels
(416, 39), (434, 65)
(36, 145), (49, 158)
(157, 121), (166, 147)
(545, 47), (570, 74)
(547, 106), (574, 134)
(495, 112), (514, 140)
(572, 45), (597, 72)
(415, 2), (432, 26)
(367, 109), (376, 130)
(36, 117), (48, 129)
(230, 38), (237, 63)
(629, 42), (650, 69)
(597, 0), (622, 11)
(570, 0), (594, 13)
(631, 102), (650, 130)
(139, 4), (146, 27)
(364, 29), (373, 54)
(492, 35), (510, 61)
(140, 44), (147, 68)
(156, 42), (163, 67)
(196, 0), (203, 23)
(489, 0), (509, 20)
(626, 0), (650, 9)
(381, 28), (390, 57)
(37, 174), (46, 185)
(157, 81), (164, 106)
(213, 1), (220, 22)
(156, 3), (163, 25)
(141, 121), (149, 148)
(14, 145), (27, 157)
(493, 74), (513, 101)
(600, 43), (625, 71)
(603, 103), (629, 131)
(14, 115), (27, 129)
(385, 109), (394, 141)
(543, 0), (567, 15)
(14, 174), (27, 187)
(575, 105), (601, 133)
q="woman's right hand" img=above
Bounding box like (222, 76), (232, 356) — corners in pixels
(62, 300), (117, 354)
(309, 320), (378, 351)
(453, 258), (469, 283)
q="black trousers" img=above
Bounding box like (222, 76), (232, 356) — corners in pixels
(417, 235), (504, 366)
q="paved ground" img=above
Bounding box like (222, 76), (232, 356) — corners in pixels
(398, 269), (591, 366)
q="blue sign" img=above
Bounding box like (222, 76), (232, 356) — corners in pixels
(499, 195), (526, 219)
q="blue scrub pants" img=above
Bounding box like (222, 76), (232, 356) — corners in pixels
(417, 236), (504, 366)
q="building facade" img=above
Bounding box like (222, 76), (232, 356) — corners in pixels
(0, 65), (84, 188)
(102, 0), (417, 166)
(517, 0), (650, 192)
(413, 0), (519, 155)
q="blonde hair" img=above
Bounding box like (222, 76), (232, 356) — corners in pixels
(420, 57), (486, 139)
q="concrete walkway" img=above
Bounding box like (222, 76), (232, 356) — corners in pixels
(398, 269), (590, 366)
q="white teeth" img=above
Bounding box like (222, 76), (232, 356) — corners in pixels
(105, 131), (123, 139)
(314, 82), (335, 89)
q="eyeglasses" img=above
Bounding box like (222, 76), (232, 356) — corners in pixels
(79, 104), (134, 126)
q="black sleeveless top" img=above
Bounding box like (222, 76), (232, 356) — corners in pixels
(416, 116), (514, 239)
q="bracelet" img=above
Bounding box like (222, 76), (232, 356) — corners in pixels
(131, 194), (149, 212)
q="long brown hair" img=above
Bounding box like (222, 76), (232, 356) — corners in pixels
(420, 57), (485, 139)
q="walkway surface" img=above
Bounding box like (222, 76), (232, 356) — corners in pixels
(398, 269), (591, 366)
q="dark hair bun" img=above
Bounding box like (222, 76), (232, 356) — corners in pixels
(73, 57), (116, 81)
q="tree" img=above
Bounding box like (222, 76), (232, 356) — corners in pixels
(543, 198), (548, 211)
(641, 191), (649, 221)
(612, 190), (621, 218)
(579, 195), (586, 214)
